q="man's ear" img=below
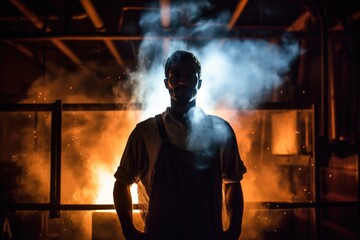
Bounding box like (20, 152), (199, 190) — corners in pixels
(197, 79), (202, 89)
(164, 78), (169, 89)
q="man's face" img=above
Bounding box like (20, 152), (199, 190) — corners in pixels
(165, 61), (202, 104)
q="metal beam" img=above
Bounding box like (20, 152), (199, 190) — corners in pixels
(0, 30), (332, 41)
(9, 0), (82, 64)
(160, 0), (171, 28)
(0, 102), (312, 112)
(79, 0), (125, 66)
(227, 0), (249, 30)
(287, 11), (312, 31)
(4, 201), (359, 211)
(49, 100), (62, 218)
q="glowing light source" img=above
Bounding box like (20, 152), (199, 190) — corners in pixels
(95, 166), (138, 205)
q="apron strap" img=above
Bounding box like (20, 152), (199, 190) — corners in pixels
(155, 114), (168, 141)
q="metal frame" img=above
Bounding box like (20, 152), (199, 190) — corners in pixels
(1, 101), (357, 214)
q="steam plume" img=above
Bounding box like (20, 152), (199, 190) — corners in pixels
(128, 1), (299, 119)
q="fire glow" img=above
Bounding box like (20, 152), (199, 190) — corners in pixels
(3, 99), (314, 240)
(94, 165), (139, 205)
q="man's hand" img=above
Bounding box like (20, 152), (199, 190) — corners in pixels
(222, 229), (240, 240)
(114, 181), (151, 240)
(123, 229), (151, 240)
(222, 182), (244, 240)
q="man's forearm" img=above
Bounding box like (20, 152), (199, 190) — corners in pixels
(113, 180), (137, 236)
(224, 182), (244, 239)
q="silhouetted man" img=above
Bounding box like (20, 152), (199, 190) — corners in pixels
(113, 50), (246, 240)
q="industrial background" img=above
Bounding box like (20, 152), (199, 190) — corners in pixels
(0, 0), (359, 239)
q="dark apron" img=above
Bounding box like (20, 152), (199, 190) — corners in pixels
(146, 114), (223, 240)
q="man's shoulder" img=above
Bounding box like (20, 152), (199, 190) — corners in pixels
(205, 114), (235, 140)
(134, 115), (162, 135)
(133, 115), (162, 148)
(207, 114), (231, 127)
(137, 116), (156, 127)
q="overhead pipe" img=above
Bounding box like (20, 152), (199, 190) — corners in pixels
(304, 0), (328, 140)
(79, 0), (124, 66)
(0, 13), (88, 22)
(226, 0), (249, 30)
(9, 0), (82, 64)
(160, 0), (171, 28)
(2, 40), (35, 59)
(301, 2), (329, 239)
(160, 0), (171, 58)
(0, 30), (320, 41)
(9, 0), (45, 29)
(287, 11), (312, 31)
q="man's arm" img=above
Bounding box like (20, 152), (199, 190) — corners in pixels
(223, 181), (244, 240)
(113, 180), (147, 240)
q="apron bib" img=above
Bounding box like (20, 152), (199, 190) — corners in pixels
(146, 114), (222, 240)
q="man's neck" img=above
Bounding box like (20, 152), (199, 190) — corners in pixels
(169, 99), (196, 121)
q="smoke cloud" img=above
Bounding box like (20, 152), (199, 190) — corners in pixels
(127, 1), (299, 119)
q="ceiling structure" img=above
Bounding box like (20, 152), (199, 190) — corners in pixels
(0, 0), (358, 68)
(0, 0), (359, 103)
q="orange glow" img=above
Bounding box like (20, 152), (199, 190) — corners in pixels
(94, 164), (138, 205)
(271, 111), (298, 155)
(94, 165), (139, 214)
(94, 166), (115, 204)
(6, 106), (313, 239)
(130, 183), (139, 204)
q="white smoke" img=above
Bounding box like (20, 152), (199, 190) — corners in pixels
(128, 1), (299, 119)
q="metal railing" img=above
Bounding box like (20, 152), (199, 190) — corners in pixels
(1, 101), (358, 217)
